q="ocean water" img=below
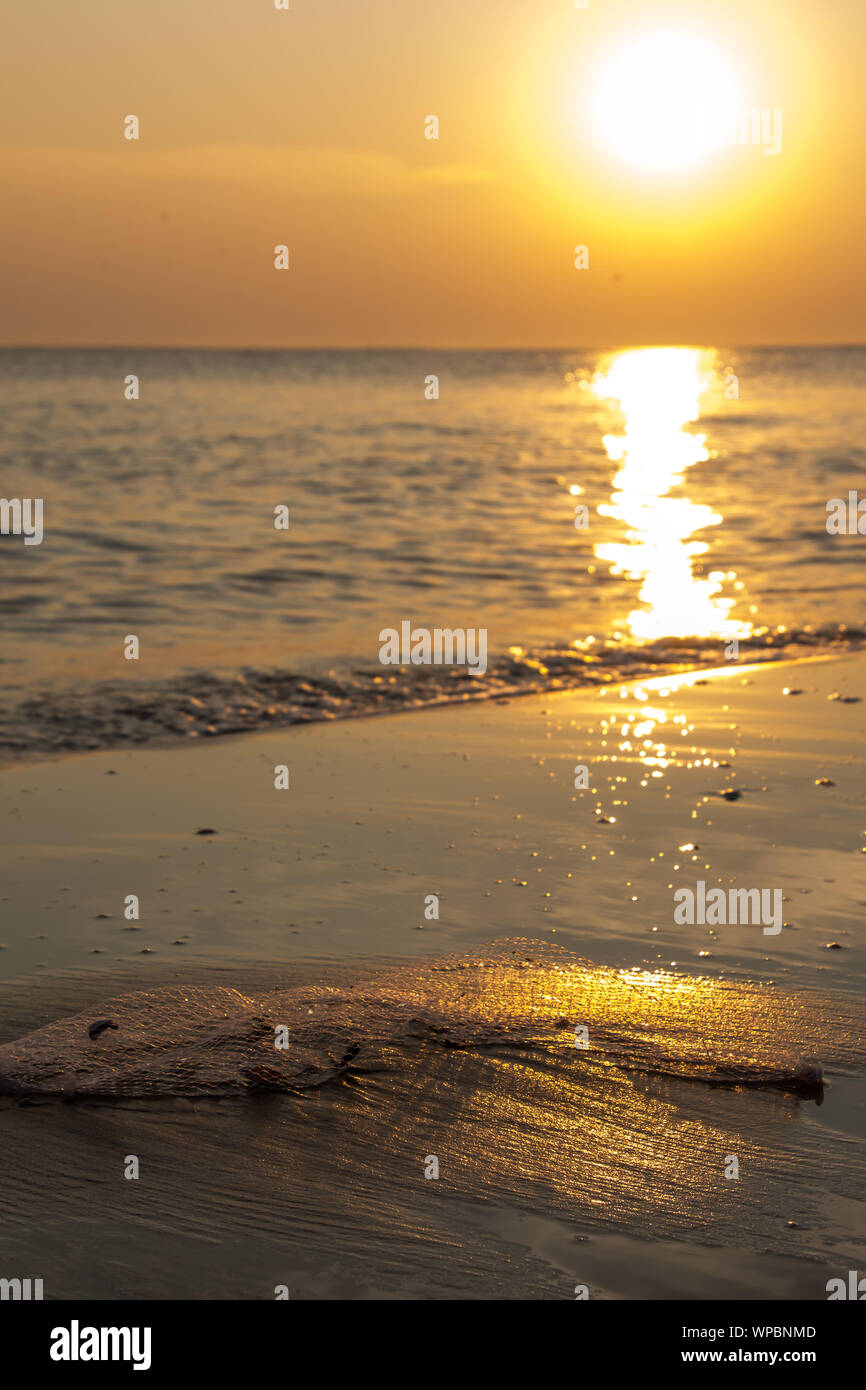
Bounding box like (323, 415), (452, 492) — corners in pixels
(1, 345), (863, 756)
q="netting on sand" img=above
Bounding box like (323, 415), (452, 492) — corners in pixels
(0, 940), (850, 1100)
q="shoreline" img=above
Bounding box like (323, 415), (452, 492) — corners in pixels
(0, 650), (863, 985)
(1, 635), (861, 767)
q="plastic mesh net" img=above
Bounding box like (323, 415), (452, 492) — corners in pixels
(0, 940), (851, 1100)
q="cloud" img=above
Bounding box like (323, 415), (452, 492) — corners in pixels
(0, 145), (496, 198)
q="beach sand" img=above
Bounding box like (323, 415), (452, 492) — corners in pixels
(0, 652), (863, 1299)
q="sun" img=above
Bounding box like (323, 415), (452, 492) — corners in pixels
(590, 33), (742, 175)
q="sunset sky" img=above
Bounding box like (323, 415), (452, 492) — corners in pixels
(1, 0), (864, 347)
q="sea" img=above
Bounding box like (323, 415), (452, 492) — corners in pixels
(0, 344), (863, 758)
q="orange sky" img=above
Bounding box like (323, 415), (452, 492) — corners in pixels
(1, 0), (864, 346)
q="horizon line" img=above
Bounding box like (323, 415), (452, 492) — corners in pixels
(1, 342), (864, 353)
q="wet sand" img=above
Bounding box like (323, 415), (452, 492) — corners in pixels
(0, 653), (864, 1298)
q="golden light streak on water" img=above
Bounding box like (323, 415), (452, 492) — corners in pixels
(591, 348), (753, 643)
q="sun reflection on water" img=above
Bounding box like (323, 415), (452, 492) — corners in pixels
(591, 348), (752, 643)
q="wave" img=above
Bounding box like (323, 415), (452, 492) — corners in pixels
(0, 939), (854, 1102)
(1, 624), (862, 760)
